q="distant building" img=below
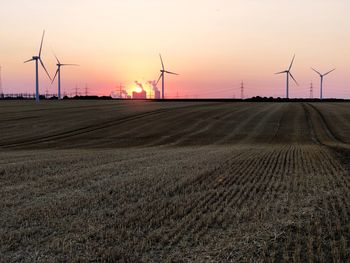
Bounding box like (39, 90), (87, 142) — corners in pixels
(132, 89), (147, 99)
(154, 90), (161, 99)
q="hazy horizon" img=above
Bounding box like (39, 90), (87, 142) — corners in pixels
(1, 0), (350, 99)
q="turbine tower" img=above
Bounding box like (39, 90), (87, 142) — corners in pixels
(52, 54), (79, 99)
(156, 54), (178, 99)
(311, 68), (336, 100)
(275, 55), (298, 99)
(24, 30), (51, 102)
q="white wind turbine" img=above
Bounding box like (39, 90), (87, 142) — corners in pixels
(156, 54), (179, 99)
(311, 67), (336, 100)
(52, 54), (79, 99)
(24, 30), (51, 102)
(275, 55), (298, 99)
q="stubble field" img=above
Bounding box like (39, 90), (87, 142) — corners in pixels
(0, 100), (349, 262)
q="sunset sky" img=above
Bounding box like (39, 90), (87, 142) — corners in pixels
(1, 0), (350, 98)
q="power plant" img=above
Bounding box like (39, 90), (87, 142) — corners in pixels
(132, 89), (147, 99)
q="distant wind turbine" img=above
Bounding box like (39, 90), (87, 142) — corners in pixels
(52, 54), (79, 99)
(311, 67), (335, 100)
(156, 54), (179, 99)
(275, 55), (298, 99)
(24, 30), (51, 102)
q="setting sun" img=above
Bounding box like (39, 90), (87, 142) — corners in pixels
(134, 86), (143, 93)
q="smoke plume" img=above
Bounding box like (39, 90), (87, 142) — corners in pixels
(147, 80), (159, 92)
(135, 81), (143, 90)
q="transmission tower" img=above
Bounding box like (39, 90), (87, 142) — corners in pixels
(310, 82), (313, 99)
(240, 81), (244, 100)
(119, 84), (124, 98)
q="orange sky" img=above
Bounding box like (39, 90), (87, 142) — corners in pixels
(1, 0), (350, 98)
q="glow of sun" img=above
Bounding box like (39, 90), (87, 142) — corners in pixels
(134, 86), (143, 93)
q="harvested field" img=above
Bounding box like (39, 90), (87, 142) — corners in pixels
(0, 101), (349, 262)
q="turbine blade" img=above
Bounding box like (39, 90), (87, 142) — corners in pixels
(311, 67), (322, 76)
(324, 68), (336, 76)
(164, 70), (179, 75)
(39, 30), (45, 57)
(289, 72), (299, 86)
(275, 70), (287, 74)
(52, 69), (59, 84)
(60, 64), (79, 66)
(288, 54), (295, 71)
(156, 73), (163, 85)
(159, 54), (165, 70)
(53, 52), (60, 64)
(24, 58), (35, 63)
(40, 58), (52, 81)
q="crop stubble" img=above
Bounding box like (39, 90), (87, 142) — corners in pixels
(0, 101), (349, 262)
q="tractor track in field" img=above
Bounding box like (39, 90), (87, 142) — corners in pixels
(303, 102), (350, 172)
(302, 103), (320, 145)
(0, 103), (219, 149)
(0, 109), (171, 148)
(305, 103), (347, 145)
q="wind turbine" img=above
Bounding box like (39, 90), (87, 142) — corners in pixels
(275, 55), (298, 99)
(311, 68), (336, 100)
(52, 54), (79, 99)
(156, 54), (179, 99)
(24, 30), (51, 102)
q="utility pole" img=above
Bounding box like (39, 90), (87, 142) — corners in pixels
(85, 83), (88, 97)
(241, 81), (244, 100)
(118, 84), (125, 99)
(310, 82), (313, 99)
(0, 66), (3, 98)
(75, 84), (79, 97)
